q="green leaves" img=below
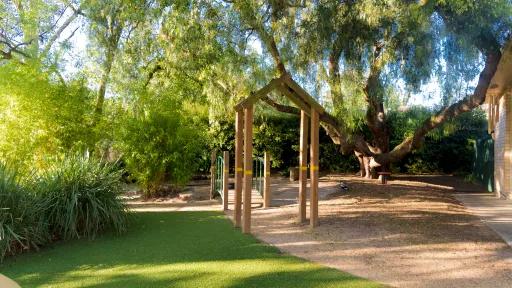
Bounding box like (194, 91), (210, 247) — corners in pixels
(35, 155), (128, 240)
(0, 62), (94, 171)
(0, 156), (128, 261)
(113, 92), (208, 197)
(0, 162), (49, 261)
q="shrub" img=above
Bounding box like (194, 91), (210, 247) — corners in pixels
(0, 63), (95, 172)
(35, 156), (128, 240)
(389, 107), (487, 174)
(0, 163), (49, 260)
(115, 103), (207, 198)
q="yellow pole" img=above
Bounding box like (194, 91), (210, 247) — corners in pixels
(299, 110), (309, 222)
(264, 152), (271, 208)
(310, 109), (319, 227)
(242, 105), (253, 234)
(234, 111), (244, 227)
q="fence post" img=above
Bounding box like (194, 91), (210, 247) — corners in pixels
(243, 105), (253, 234)
(223, 151), (229, 211)
(234, 111), (244, 227)
(298, 110), (309, 223)
(210, 150), (217, 200)
(310, 109), (319, 227)
(264, 152), (271, 208)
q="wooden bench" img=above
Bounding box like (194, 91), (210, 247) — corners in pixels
(378, 172), (391, 184)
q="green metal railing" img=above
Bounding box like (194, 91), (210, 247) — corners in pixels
(214, 154), (263, 198)
(253, 156), (264, 196)
(473, 137), (494, 192)
(214, 155), (224, 200)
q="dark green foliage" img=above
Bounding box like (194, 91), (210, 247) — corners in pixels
(0, 164), (49, 260)
(389, 108), (487, 174)
(254, 113), (300, 169)
(35, 156), (128, 240)
(209, 120), (236, 153)
(319, 132), (360, 173)
(472, 137), (494, 191)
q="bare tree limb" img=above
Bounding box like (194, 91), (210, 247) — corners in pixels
(373, 49), (502, 164)
(41, 8), (81, 57)
(261, 95), (301, 115)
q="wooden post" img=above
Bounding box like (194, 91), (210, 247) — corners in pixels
(298, 110), (309, 223)
(210, 150), (217, 200)
(242, 105), (253, 234)
(310, 108), (319, 227)
(223, 151), (229, 211)
(263, 151), (271, 208)
(234, 111), (244, 227)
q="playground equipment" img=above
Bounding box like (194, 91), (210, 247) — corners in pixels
(211, 73), (323, 234)
(213, 151), (229, 210)
(211, 151), (271, 211)
(232, 73), (324, 233)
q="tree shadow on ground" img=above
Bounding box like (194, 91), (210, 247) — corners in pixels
(246, 175), (512, 287)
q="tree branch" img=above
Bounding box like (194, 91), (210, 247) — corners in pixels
(261, 95), (300, 115)
(261, 93), (364, 155)
(234, 1), (287, 75)
(41, 8), (81, 56)
(373, 49), (502, 164)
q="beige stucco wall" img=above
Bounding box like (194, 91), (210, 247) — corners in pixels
(494, 94), (512, 199)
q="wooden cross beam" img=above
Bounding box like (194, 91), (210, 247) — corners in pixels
(235, 77), (285, 111)
(282, 74), (325, 115)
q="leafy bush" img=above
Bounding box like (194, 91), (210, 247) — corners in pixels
(389, 107), (487, 174)
(319, 134), (360, 173)
(115, 99), (207, 198)
(35, 156), (128, 240)
(0, 163), (49, 260)
(0, 63), (95, 172)
(253, 113), (301, 169)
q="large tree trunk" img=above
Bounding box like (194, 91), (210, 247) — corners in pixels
(355, 151), (367, 177)
(358, 43), (391, 178)
(94, 48), (115, 118)
(90, 23), (123, 154)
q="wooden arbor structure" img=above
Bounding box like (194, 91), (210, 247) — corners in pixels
(233, 73), (325, 234)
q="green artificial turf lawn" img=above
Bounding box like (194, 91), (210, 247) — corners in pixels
(1, 211), (382, 288)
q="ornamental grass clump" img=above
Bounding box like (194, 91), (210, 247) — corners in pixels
(0, 163), (49, 260)
(36, 156), (128, 240)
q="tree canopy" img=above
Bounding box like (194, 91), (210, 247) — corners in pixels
(1, 0), (511, 185)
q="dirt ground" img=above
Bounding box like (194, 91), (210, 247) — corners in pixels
(123, 179), (219, 211)
(225, 174), (512, 288)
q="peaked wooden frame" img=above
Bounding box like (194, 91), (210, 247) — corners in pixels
(233, 73), (324, 233)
